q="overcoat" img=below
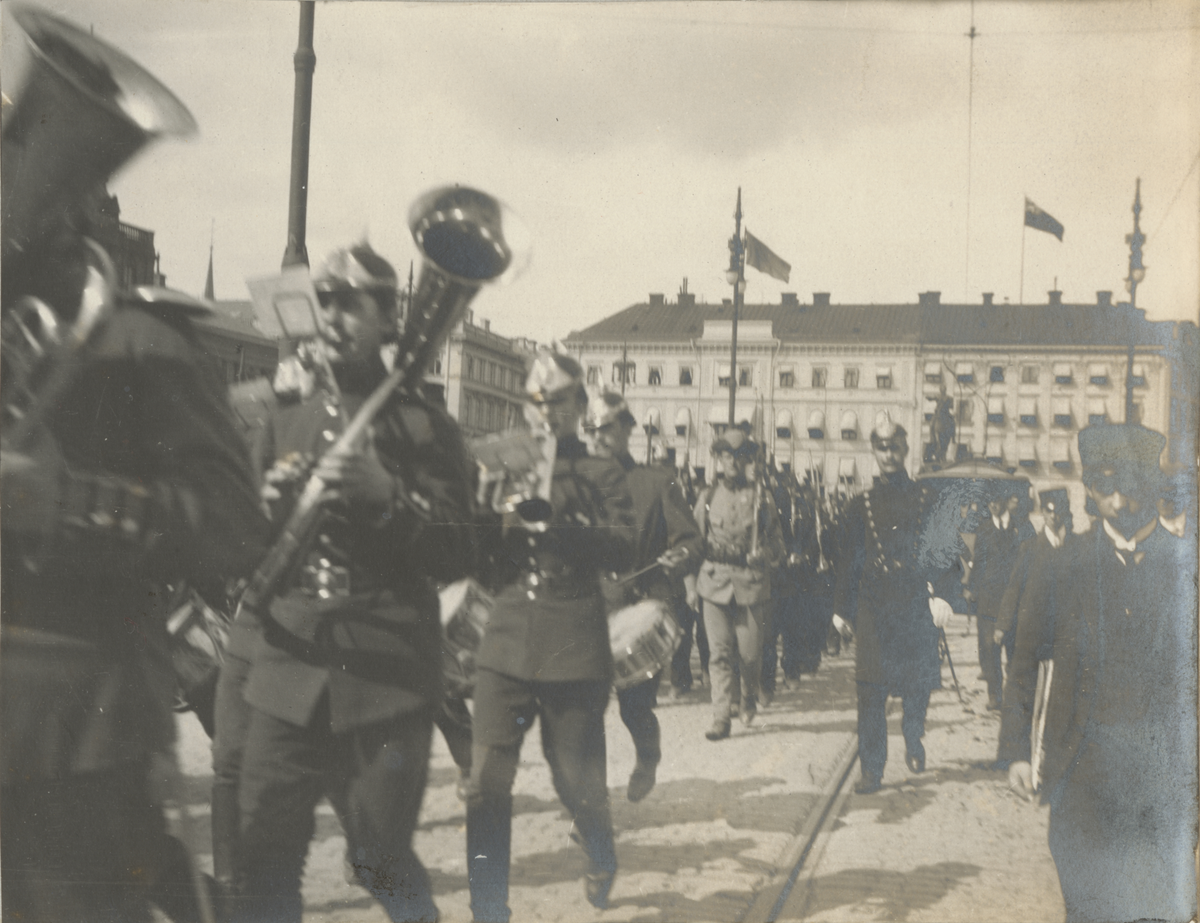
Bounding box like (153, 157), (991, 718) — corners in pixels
(997, 523), (1198, 920)
(832, 470), (962, 693)
(970, 514), (1033, 621)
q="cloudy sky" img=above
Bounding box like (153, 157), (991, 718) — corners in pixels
(4, 0), (1196, 341)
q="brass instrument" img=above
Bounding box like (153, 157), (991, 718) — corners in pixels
(1, 4), (196, 446)
(472, 425), (556, 531)
(240, 186), (520, 616)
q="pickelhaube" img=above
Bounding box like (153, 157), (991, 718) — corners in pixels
(525, 350), (586, 403)
(586, 388), (636, 430)
(312, 243), (398, 295)
(870, 413), (907, 447)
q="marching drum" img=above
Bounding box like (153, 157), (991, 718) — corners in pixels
(609, 598), (682, 692)
(439, 578), (493, 697)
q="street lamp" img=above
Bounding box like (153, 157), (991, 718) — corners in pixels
(1124, 178), (1147, 422)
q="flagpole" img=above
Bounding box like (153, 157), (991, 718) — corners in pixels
(727, 188), (744, 428)
(1019, 217), (1026, 304)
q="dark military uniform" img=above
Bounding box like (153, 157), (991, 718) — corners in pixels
(232, 369), (475, 923)
(1, 292), (268, 922)
(611, 455), (701, 778)
(832, 470), (962, 780)
(466, 433), (634, 923)
(999, 524), (1197, 921)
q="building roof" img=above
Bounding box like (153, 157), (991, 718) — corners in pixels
(565, 294), (1186, 351)
(193, 299), (276, 346)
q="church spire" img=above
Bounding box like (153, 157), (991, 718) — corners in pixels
(204, 219), (215, 300)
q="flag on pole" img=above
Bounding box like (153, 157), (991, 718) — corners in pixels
(744, 229), (791, 282)
(1024, 198), (1064, 241)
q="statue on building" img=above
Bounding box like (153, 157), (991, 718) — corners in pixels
(928, 383), (956, 464)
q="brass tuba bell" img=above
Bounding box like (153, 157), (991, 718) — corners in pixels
(2, 3), (197, 266)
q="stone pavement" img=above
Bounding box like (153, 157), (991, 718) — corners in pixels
(168, 617), (1067, 922)
(775, 620), (1066, 922)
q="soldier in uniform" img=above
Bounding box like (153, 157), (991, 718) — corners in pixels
(1, 10), (269, 920)
(831, 420), (961, 794)
(1003, 425), (1197, 922)
(586, 389), (701, 802)
(231, 245), (476, 923)
(466, 353), (635, 922)
(690, 429), (785, 741)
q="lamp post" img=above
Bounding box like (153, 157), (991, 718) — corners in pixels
(282, 1), (316, 269)
(726, 188), (746, 427)
(1124, 178), (1146, 423)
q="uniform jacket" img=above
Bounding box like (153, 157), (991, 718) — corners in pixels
(2, 297), (268, 780)
(970, 514), (1034, 622)
(243, 375), (475, 732)
(475, 435), (635, 682)
(997, 523), (1198, 805)
(694, 478), (786, 607)
(616, 455), (702, 605)
(832, 470), (963, 692)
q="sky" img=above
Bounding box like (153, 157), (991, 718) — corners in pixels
(3, 0), (1196, 342)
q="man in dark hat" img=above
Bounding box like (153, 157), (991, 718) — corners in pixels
(1002, 424), (1197, 923)
(967, 479), (1034, 710)
(586, 389), (700, 801)
(691, 428), (785, 741)
(831, 418), (963, 794)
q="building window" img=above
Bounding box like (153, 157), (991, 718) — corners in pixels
(613, 362), (636, 386)
(957, 399), (974, 426)
(1088, 412), (1107, 425)
(1021, 365), (1039, 385)
(844, 368), (859, 389)
(586, 365), (601, 385)
(990, 366), (1005, 383)
(675, 424), (688, 437)
(1130, 364), (1147, 387)
(1019, 398), (1038, 427)
(1054, 413), (1072, 427)
(647, 365), (662, 386)
(924, 362), (943, 384)
(466, 356), (475, 379)
(1054, 363), (1073, 385)
(956, 364), (974, 384)
(678, 366), (693, 386)
(779, 368), (795, 389)
(738, 367), (752, 387)
(812, 367), (828, 389)
(876, 371), (893, 390)
(717, 366), (731, 388)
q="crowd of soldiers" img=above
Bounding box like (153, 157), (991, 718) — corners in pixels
(1, 9), (1196, 923)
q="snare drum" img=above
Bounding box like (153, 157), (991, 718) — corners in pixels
(439, 578), (494, 697)
(609, 598), (681, 692)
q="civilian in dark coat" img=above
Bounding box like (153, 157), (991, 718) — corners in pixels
(831, 420), (963, 794)
(968, 481), (1035, 709)
(1002, 425), (1197, 923)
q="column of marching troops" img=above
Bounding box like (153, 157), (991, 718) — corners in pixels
(1, 9), (1196, 923)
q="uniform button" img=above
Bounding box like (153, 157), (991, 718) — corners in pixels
(323, 430), (336, 442)
(527, 536), (537, 547)
(527, 589), (537, 600)
(528, 574), (540, 586)
(1125, 608), (1132, 616)
(326, 404), (339, 417)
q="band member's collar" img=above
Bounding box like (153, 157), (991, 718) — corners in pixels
(616, 452), (637, 472)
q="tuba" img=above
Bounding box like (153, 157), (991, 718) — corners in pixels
(1, 4), (196, 446)
(472, 424), (556, 531)
(239, 186), (524, 615)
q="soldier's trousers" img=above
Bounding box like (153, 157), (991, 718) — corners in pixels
(856, 681), (930, 779)
(703, 598), (768, 724)
(617, 672), (661, 765)
(235, 695), (436, 923)
(670, 599), (709, 690)
(465, 669), (615, 923)
(761, 595), (802, 693)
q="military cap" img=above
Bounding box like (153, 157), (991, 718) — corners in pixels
(586, 388), (636, 430)
(712, 427), (758, 459)
(1038, 487), (1070, 514)
(1077, 423), (1166, 474)
(525, 350), (586, 403)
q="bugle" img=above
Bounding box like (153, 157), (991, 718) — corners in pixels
(240, 186), (520, 616)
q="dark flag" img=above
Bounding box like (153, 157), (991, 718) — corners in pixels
(1024, 198), (1064, 241)
(744, 229), (791, 282)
